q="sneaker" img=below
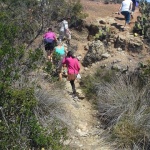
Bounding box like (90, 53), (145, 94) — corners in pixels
(73, 91), (76, 95)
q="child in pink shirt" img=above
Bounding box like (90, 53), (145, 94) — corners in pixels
(62, 51), (80, 94)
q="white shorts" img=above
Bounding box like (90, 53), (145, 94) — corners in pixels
(59, 31), (71, 41)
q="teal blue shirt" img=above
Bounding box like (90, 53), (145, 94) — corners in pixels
(55, 46), (65, 55)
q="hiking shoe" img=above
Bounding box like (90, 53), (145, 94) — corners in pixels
(73, 91), (76, 95)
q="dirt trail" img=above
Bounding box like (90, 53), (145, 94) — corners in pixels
(61, 80), (114, 150)
(60, 2), (143, 149)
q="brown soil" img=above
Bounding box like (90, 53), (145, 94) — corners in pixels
(71, 0), (148, 74)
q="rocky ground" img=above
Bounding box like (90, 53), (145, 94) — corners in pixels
(30, 1), (150, 149)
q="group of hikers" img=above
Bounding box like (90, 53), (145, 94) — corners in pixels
(118, 0), (139, 30)
(42, 0), (139, 95)
(43, 17), (80, 95)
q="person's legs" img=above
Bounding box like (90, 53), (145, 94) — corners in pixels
(49, 42), (55, 62)
(59, 31), (65, 42)
(70, 80), (76, 94)
(65, 32), (71, 45)
(121, 11), (130, 29)
(45, 43), (51, 61)
(125, 11), (130, 26)
(47, 50), (51, 60)
(121, 11), (127, 28)
(57, 62), (63, 81)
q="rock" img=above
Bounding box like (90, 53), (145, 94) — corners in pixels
(113, 59), (122, 63)
(114, 35), (127, 50)
(77, 55), (82, 61)
(101, 53), (111, 58)
(117, 47), (123, 51)
(100, 64), (107, 68)
(82, 40), (106, 66)
(76, 128), (89, 137)
(110, 39), (114, 43)
(99, 19), (106, 24)
(84, 67), (89, 71)
(63, 139), (71, 145)
(111, 64), (122, 70)
(78, 94), (85, 100)
(84, 45), (89, 51)
(114, 35), (144, 52)
(128, 38), (143, 52)
(122, 66), (129, 73)
(77, 89), (85, 99)
(108, 42), (112, 46)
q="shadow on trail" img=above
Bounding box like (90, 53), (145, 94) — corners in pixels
(111, 23), (122, 30)
(115, 16), (124, 20)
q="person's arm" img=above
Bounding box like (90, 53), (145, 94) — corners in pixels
(53, 33), (57, 41)
(76, 59), (80, 72)
(62, 57), (67, 64)
(64, 21), (71, 34)
(130, 1), (133, 12)
(64, 46), (68, 55)
(118, 3), (123, 14)
(43, 32), (46, 39)
(66, 28), (71, 34)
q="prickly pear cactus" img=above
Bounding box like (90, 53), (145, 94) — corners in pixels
(133, 1), (150, 39)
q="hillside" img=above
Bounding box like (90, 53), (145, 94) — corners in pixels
(1, 0), (150, 149)
(34, 1), (150, 150)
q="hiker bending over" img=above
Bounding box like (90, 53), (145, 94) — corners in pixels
(59, 17), (71, 45)
(54, 41), (67, 81)
(43, 27), (57, 62)
(62, 51), (80, 94)
(118, 0), (132, 30)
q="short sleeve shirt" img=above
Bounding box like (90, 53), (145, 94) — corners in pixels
(60, 20), (68, 32)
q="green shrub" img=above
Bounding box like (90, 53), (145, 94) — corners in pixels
(0, 10), (68, 149)
(133, 1), (150, 39)
(112, 118), (146, 149)
(80, 69), (116, 100)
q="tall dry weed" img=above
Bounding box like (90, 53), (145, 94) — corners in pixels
(95, 74), (150, 149)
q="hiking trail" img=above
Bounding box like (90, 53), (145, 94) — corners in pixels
(31, 1), (148, 149)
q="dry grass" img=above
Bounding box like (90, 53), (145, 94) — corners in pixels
(84, 71), (150, 149)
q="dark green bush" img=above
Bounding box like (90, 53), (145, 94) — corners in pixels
(133, 1), (150, 39)
(80, 69), (116, 100)
(0, 3), (68, 149)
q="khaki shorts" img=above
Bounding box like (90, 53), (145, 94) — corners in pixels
(67, 74), (77, 81)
